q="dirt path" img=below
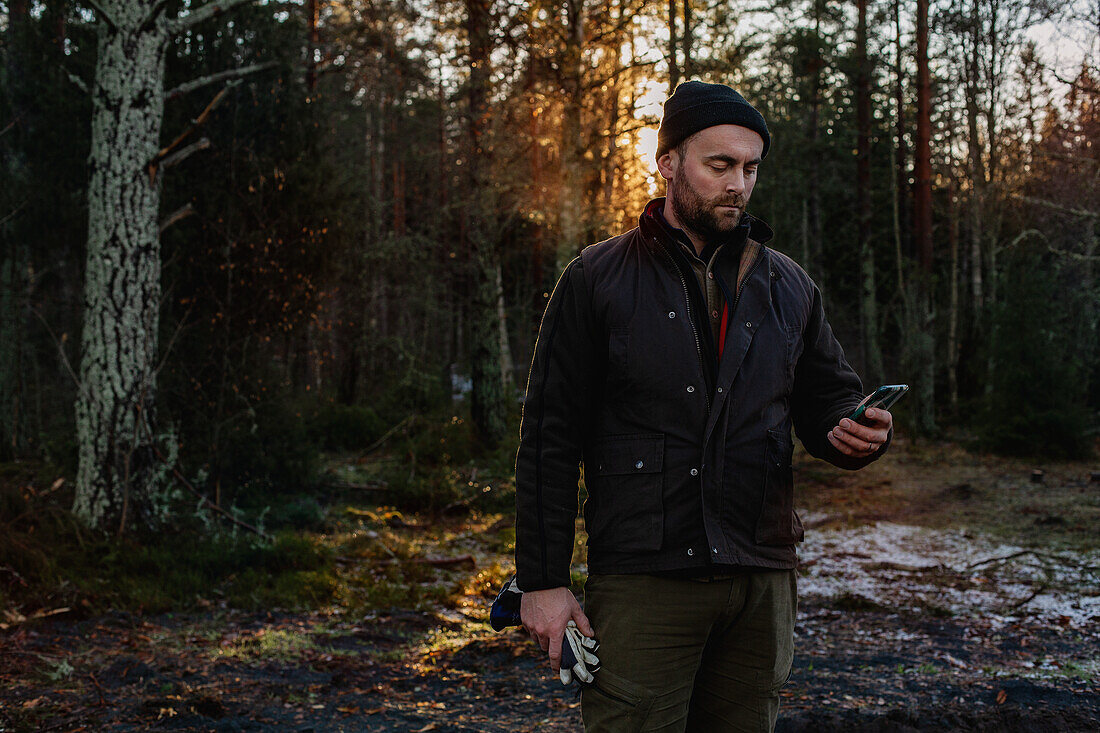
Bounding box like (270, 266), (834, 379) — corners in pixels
(2, 582), (1096, 732)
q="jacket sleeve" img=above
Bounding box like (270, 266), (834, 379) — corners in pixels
(790, 281), (890, 470)
(514, 257), (601, 592)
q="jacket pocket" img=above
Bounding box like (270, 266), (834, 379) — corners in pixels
(585, 433), (664, 552)
(755, 428), (805, 546)
(784, 323), (803, 389)
(608, 326), (630, 373)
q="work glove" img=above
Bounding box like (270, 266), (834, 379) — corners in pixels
(488, 575), (601, 686)
(559, 619), (601, 685)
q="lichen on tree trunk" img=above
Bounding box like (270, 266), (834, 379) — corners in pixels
(73, 2), (173, 531)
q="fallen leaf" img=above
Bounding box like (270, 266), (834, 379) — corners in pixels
(996, 689), (1007, 704)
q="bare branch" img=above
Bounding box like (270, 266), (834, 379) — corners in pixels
(166, 0), (256, 34)
(64, 70), (89, 95)
(149, 87), (232, 183)
(29, 306), (84, 398)
(1012, 194), (1099, 219)
(161, 138), (211, 170)
(1, 201), (27, 228)
(166, 61), (277, 101)
(85, 0), (119, 29)
(159, 202), (197, 234)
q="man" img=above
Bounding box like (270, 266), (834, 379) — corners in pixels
(514, 81), (893, 732)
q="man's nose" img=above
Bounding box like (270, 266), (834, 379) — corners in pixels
(726, 169), (745, 195)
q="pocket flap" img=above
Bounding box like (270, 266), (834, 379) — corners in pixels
(593, 434), (664, 475)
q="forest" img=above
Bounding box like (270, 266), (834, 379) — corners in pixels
(1, 0), (1098, 730)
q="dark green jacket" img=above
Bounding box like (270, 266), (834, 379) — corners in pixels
(514, 201), (887, 592)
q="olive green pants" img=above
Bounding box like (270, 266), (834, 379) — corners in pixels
(580, 570), (796, 733)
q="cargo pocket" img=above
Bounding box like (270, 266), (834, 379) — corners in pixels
(585, 434), (664, 552)
(581, 670), (655, 731)
(755, 429), (805, 546)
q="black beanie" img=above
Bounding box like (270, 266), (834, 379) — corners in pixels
(656, 81), (771, 160)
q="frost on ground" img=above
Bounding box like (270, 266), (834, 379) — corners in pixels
(796, 519), (1100, 629)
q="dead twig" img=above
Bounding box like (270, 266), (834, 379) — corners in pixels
(363, 416), (414, 456)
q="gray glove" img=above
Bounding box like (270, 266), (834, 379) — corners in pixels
(559, 619), (601, 685)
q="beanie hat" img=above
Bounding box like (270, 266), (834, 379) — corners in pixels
(656, 81), (771, 160)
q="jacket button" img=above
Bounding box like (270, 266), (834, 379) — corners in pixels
(687, 548), (694, 557)
(690, 468), (698, 476)
(717, 387), (723, 393)
(745, 321), (752, 328)
(686, 385), (695, 393)
(712, 547), (719, 554)
(635, 460), (644, 469)
(668, 311), (676, 319)
(711, 309), (719, 319)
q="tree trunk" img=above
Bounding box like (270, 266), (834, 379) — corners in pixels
(74, 1), (173, 530)
(466, 0), (508, 448)
(892, 0), (910, 267)
(855, 0), (882, 385)
(681, 0), (694, 79)
(807, 2), (824, 282)
(947, 179), (960, 412)
(74, 0), (256, 530)
(965, 3), (985, 317)
(306, 0), (319, 94)
(557, 0), (587, 271)
(0, 0), (31, 460)
(911, 0), (936, 434)
(668, 0), (680, 92)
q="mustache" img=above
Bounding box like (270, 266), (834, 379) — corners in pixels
(714, 195), (748, 208)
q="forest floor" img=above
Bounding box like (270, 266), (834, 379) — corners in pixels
(2, 436), (1099, 732)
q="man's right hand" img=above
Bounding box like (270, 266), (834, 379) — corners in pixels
(520, 586), (595, 674)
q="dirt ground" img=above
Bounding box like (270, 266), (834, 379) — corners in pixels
(2, 438), (1098, 732)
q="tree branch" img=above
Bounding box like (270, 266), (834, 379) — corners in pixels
(161, 138), (211, 170)
(64, 70), (89, 95)
(159, 202), (197, 234)
(167, 0), (256, 34)
(149, 88), (232, 183)
(85, 0), (119, 29)
(165, 61), (277, 101)
(1011, 194), (1099, 219)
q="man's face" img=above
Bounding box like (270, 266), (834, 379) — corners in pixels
(657, 124), (764, 241)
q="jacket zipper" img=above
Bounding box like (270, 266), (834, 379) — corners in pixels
(656, 240), (710, 413)
(731, 246), (763, 318)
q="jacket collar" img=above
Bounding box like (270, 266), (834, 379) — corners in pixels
(638, 197), (774, 253)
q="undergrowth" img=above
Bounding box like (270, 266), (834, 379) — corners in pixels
(0, 411), (522, 622)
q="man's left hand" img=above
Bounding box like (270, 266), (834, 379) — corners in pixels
(827, 407), (892, 457)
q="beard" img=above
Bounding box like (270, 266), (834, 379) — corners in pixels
(669, 173), (748, 245)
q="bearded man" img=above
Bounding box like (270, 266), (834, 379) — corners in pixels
(513, 81), (894, 732)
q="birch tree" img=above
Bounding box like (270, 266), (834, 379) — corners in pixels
(73, 0), (267, 531)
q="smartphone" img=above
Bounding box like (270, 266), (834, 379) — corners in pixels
(849, 384), (909, 424)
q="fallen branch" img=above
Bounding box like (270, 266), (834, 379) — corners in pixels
(329, 479), (389, 491)
(377, 555), (476, 569)
(141, 418), (269, 539)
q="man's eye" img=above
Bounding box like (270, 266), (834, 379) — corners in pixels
(710, 164), (726, 172)
(745, 168), (758, 176)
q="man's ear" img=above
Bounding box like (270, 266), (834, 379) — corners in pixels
(656, 150), (677, 181)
